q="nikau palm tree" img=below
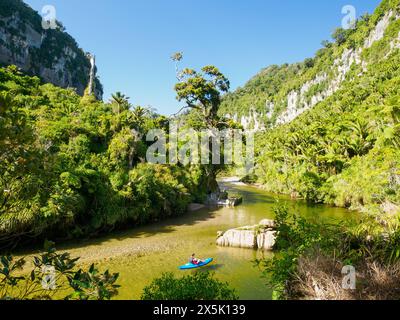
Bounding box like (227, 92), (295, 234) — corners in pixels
(110, 92), (131, 114)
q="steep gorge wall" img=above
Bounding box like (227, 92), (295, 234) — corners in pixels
(0, 0), (102, 99)
(275, 9), (399, 126)
(221, 1), (400, 131)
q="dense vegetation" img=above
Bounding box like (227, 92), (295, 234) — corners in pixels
(1, 0), (400, 301)
(0, 242), (119, 300)
(141, 272), (238, 300)
(0, 65), (210, 250)
(220, 63), (305, 125)
(222, 0), (400, 300)
(225, 0), (400, 218)
(253, 52), (400, 210)
(258, 205), (400, 300)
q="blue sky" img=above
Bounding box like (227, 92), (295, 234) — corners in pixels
(24, 0), (381, 115)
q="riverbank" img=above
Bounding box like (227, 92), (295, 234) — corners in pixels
(13, 182), (352, 299)
(246, 179), (399, 215)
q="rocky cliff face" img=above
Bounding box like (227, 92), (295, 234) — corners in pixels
(220, 0), (400, 131)
(0, 0), (102, 99)
(275, 9), (398, 126)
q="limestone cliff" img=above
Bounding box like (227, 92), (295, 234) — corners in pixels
(220, 0), (400, 131)
(0, 0), (102, 99)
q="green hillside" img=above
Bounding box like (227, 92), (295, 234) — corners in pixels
(220, 63), (304, 127)
(226, 0), (400, 215)
(220, 0), (400, 129)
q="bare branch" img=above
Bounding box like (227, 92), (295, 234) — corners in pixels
(170, 104), (200, 118)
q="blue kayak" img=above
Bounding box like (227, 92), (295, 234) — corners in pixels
(179, 258), (213, 270)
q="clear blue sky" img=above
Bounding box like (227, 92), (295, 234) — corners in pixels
(24, 0), (381, 115)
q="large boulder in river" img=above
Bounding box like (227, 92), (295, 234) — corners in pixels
(216, 220), (277, 251)
(216, 229), (256, 249)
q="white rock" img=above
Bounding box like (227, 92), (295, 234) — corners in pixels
(257, 231), (277, 251)
(216, 221), (277, 250)
(365, 10), (394, 48)
(266, 101), (275, 119)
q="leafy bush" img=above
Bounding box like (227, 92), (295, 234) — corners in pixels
(256, 206), (335, 299)
(141, 272), (238, 300)
(258, 205), (400, 300)
(0, 241), (119, 300)
(0, 66), (209, 249)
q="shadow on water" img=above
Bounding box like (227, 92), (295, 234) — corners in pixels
(200, 264), (225, 272)
(34, 207), (221, 254)
(13, 207), (220, 257)
(180, 264), (225, 274)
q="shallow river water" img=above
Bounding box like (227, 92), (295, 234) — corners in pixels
(24, 182), (353, 300)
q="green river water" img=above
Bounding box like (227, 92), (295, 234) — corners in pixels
(23, 182), (353, 300)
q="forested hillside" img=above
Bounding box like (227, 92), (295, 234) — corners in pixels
(227, 0), (400, 215)
(221, 0), (400, 129)
(0, 66), (209, 249)
(0, 0), (103, 98)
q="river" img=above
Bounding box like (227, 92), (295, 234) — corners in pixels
(21, 181), (353, 300)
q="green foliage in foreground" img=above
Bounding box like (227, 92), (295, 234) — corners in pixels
(258, 206), (400, 300)
(141, 272), (238, 300)
(0, 241), (119, 300)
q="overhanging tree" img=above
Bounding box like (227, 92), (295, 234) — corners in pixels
(171, 54), (231, 194)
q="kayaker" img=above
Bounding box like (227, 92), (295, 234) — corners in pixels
(189, 253), (204, 265)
